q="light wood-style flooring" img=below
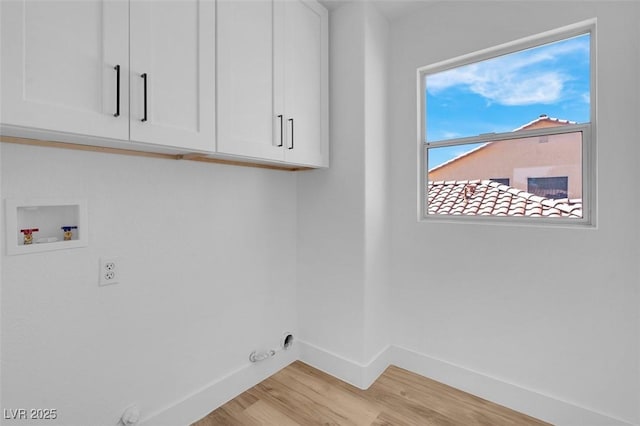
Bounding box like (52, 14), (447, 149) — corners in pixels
(192, 361), (550, 426)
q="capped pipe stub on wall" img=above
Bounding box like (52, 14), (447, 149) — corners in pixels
(121, 405), (140, 426)
(249, 350), (275, 363)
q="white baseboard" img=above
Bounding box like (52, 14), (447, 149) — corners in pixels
(391, 345), (635, 426)
(139, 346), (299, 426)
(136, 343), (635, 426)
(297, 340), (391, 389)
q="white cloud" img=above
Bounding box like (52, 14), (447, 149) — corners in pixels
(427, 37), (588, 106)
(473, 72), (565, 105)
(442, 131), (462, 139)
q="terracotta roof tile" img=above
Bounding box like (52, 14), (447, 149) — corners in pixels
(427, 180), (582, 219)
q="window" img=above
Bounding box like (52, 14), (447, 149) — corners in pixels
(419, 21), (595, 225)
(528, 176), (568, 199)
(491, 178), (510, 186)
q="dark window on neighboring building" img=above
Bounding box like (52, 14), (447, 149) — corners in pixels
(491, 178), (510, 186)
(528, 176), (568, 199)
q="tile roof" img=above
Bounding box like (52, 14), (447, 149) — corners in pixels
(427, 180), (582, 218)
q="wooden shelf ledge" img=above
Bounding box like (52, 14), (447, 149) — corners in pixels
(0, 135), (311, 172)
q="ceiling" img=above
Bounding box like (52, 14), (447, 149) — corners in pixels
(318, 0), (433, 21)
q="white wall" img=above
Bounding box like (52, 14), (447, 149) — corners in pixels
(389, 1), (640, 425)
(0, 143), (298, 426)
(363, 2), (390, 364)
(297, 1), (367, 367)
(297, 1), (391, 386)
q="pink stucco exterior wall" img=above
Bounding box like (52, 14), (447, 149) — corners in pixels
(428, 122), (582, 199)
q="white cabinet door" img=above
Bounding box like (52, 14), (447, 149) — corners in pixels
(129, 0), (215, 152)
(0, 0), (129, 140)
(216, 0), (282, 161)
(217, 0), (327, 167)
(280, 0), (328, 167)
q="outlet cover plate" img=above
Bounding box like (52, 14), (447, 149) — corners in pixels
(99, 257), (119, 286)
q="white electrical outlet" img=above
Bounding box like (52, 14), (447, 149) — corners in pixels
(99, 257), (119, 286)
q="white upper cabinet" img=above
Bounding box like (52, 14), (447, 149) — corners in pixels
(2, 0), (327, 168)
(129, 0), (215, 152)
(1, 0), (215, 152)
(217, 0), (328, 167)
(216, 0), (281, 162)
(0, 0), (130, 140)
(279, 0), (328, 167)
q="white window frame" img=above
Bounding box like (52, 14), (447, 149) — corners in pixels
(417, 19), (597, 227)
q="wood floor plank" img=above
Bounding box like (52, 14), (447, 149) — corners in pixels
(371, 409), (457, 426)
(192, 361), (551, 426)
(250, 379), (342, 425)
(244, 400), (300, 426)
(375, 370), (498, 425)
(273, 363), (381, 425)
(257, 376), (353, 425)
(378, 366), (546, 426)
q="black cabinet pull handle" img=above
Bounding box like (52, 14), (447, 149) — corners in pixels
(288, 118), (294, 150)
(277, 115), (283, 147)
(141, 73), (148, 122)
(113, 65), (120, 117)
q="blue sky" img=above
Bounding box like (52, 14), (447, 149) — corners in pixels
(426, 33), (590, 170)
